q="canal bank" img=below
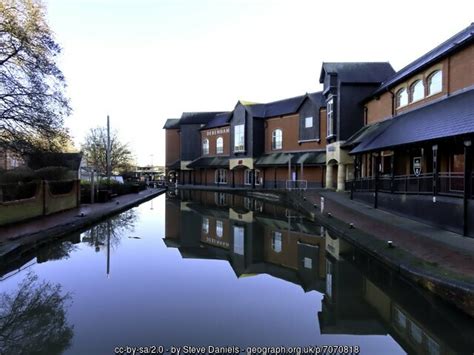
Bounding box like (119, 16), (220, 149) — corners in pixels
(176, 185), (474, 317)
(0, 188), (166, 259)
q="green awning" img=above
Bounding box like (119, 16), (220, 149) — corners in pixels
(187, 156), (229, 168)
(255, 151), (325, 167)
(295, 151), (326, 165)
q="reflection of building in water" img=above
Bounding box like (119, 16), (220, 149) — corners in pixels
(163, 190), (326, 293)
(321, 231), (474, 355)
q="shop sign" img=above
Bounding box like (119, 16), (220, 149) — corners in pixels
(413, 157), (422, 177)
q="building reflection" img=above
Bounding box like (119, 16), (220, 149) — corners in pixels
(164, 190), (474, 355)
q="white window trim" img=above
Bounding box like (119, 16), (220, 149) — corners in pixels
(216, 136), (224, 154)
(214, 169), (227, 184)
(202, 217), (209, 234)
(304, 116), (313, 128)
(216, 220), (223, 238)
(396, 87), (408, 108)
(272, 231), (282, 253)
(326, 98), (335, 138)
(427, 70), (442, 97)
(409, 80), (424, 103)
(272, 129), (283, 150)
(234, 124), (245, 152)
(202, 138), (209, 155)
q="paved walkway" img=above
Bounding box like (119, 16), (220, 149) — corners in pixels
(0, 188), (165, 245)
(304, 190), (474, 277)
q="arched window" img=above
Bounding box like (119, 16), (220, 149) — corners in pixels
(272, 129), (282, 150)
(410, 80), (424, 102)
(202, 138), (209, 155)
(216, 137), (224, 154)
(396, 88), (408, 108)
(427, 70), (442, 96)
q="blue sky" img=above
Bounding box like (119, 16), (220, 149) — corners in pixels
(46, 0), (474, 165)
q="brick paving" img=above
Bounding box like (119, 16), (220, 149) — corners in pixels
(304, 190), (474, 277)
(0, 188), (165, 245)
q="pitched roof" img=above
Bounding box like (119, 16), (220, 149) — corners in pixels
(373, 23), (474, 96)
(240, 92), (325, 119)
(319, 62), (395, 84)
(260, 94), (306, 118)
(255, 151), (325, 166)
(350, 88), (474, 154)
(163, 118), (180, 129)
(202, 112), (231, 129)
(179, 111), (225, 125)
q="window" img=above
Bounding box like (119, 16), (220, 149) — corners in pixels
(244, 169), (252, 185)
(326, 98), (334, 137)
(233, 226), (245, 255)
(272, 129), (282, 150)
(202, 218), (209, 234)
(216, 137), (224, 154)
(410, 80), (424, 102)
(303, 257), (313, 269)
(272, 231), (282, 252)
(396, 88), (408, 108)
(216, 220), (223, 238)
(305, 116), (313, 128)
(215, 169), (227, 184)
(427, 70), (442, 96)
(214, 192), (227, 206)
(234, 124), (245, 152)
(202, 139), (209, 155)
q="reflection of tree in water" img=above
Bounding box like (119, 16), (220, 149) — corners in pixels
(37, 233), (81, 263)
(81, 210), (137, 252)
(0, 272), (73, 355)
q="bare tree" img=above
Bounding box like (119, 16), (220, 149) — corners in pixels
(0, 0), (71, 153)
(81, 127), (134, 175)
(0, 272), (74, 354)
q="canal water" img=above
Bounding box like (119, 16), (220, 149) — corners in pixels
(1, 190), (473, 355)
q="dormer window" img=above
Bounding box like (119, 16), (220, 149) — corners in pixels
(427, 70), (442, 96)
(305, 116), (313, 128)
(272, 129), (282, 150)
(216, 137), (223, 154)
(272, 231), (282, 253)
(409, 80), (424, 103)
(396, 88), (408, 108)
(202, 138), (209, 155)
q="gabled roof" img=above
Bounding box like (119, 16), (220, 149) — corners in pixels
(350, 88), (474, 154)
(319, 62), (395, 84)
(307, 91), (325, 106)
(373, 23), (474, 96)
(202, 112), (231, 129)
(163, 118), (180, 129)
(260, 94), (306, 118)
(179, 111), (225, 125)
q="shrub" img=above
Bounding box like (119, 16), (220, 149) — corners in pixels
(34, 166), (75, 181)
(0, 167), (36, 184)
(1, 181), (38, 202)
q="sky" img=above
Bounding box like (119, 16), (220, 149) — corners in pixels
(45, 0), (474, 166)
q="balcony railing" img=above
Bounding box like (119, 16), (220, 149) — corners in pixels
(350, 172), (468, 198)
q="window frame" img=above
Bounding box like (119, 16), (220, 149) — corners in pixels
(427, 70), (442, 96)
(216, 220), (223, 238)
(272, 231), (282, 253)
(202, 138), (210, 155)
(326, 97), (334, 138)
(396, 87), (408, 108)
(234, 124), (245, 152)
(271, 129), (283, 150)
(304, 116), (313, 128)
(202, 217), (209, 234)
(214, 169), (227, 184)
(409, 80), (424, 103)
(216, 136), (224, 154)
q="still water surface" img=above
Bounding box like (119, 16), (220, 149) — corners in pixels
(1, 190), (473, 355)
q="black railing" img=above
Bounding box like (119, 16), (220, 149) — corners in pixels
(351, 172), (465, 197)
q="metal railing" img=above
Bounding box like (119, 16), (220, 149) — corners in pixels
(350, 172), (467, 197)
(286, 180), (307, 191)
